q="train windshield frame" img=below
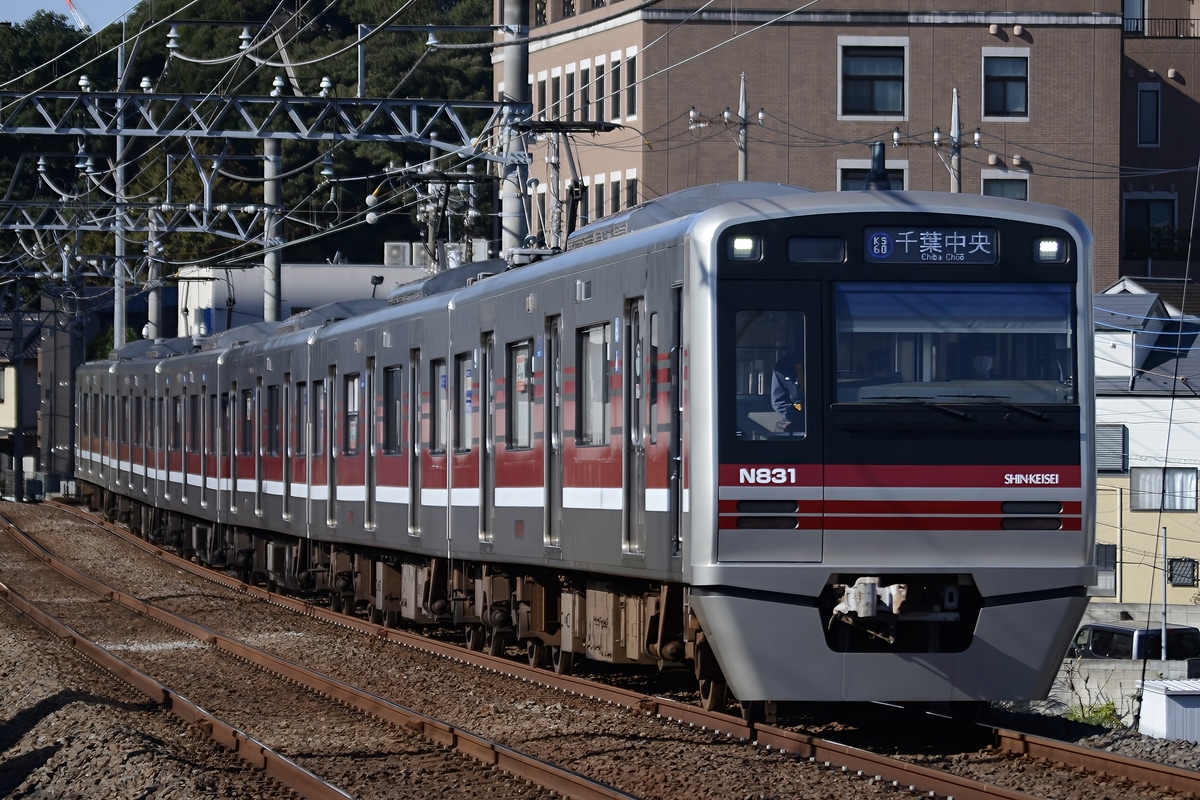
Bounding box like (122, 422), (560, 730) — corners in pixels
(835, 281), (1076, 406)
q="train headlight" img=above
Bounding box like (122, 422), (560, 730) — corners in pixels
(1034, 237), (1067, 264)
(727, 235), (761, 261)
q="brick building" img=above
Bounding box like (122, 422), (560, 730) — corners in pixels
(500, 1), (1127, 288)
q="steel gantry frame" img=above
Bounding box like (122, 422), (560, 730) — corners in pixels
(0, 89), (532, 343)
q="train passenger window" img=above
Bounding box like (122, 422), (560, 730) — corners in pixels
(267, 385), (281, 457)
(383, 367), (402, 454)
(834, 282), (1075, 404)
(431, 359), (448, 454)
(241, 389), (254, 456)
(313, 380), (326, 456)
(578, 323), (612, 446)
(207, 394), (216, 452)
(508, 341), (533, 449)
(454, 354), (472, 452)
(120, 397), (129, 445)
(343, 374), (360, 456)
(734, 310), (806, 440)
(219, 393), (230, 455)
(296, 383), (308, 456)
(170, 396), (183, 452)
(189, 394), (201, 454)
(133, 397), (143, 447)
(649, 314), (659, 445)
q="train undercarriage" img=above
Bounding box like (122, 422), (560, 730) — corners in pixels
(88, 482), (695, 684)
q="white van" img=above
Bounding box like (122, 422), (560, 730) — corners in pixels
(1066, 622), (1200, 660)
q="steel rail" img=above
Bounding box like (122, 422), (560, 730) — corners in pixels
(995, 728), (1200, 795)
(2, 508), (637, 800)
(0, 579), (352, 800)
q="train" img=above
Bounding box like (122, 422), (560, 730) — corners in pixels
(75, 182), (1097, 719)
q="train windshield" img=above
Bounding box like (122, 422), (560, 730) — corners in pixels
(836, 282), (1075, 405)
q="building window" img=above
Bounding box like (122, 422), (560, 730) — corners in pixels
(594, 179), (604, 219)
(383, 367), (402, 454)
(564, 71), (575, 121)
(610, 176), (620, 213)
(625, 175), (638, 209)
(508, 341), (533, 448)
(1131, 466), (1198, 512)
(594, 62), (605, 122)
(839, 166), (904, 191)
(550, 74), (560, 120)
(983, 178), (1028, 200)
(1096, 424), (1128, 472)
(625, 53), (637, 117)
(983, 55), (1028, 118)
(580, 66), (590, 122)
(1138, 84), (1160, 147)
(578, 323), (611, 445)
(610, 58), (621, 119)
(1171, 558), (1199, 587)
(841, 44), (904, 116)
(1093, 543), (1118, 597)
(1124, 195), (1177, 258)
(536, 76), (547, 117)
(1125, 0), (1145, 34)
(561, 0), (575, 18)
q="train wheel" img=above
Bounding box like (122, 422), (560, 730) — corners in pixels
(699, 679), (728, 711)
(550, 646), (574, 675)
(739, 701), (765, 726)
(465, 624), (485, 652)
(526, 640), (547, 668)
(486, 630), (507, 657)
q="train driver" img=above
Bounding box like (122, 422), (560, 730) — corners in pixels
(771, 350), (805, 432)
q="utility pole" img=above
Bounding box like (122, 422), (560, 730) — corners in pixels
(950, 87), (961, 193)
(500, 0), (531, 259)
(264, 139), (281, 323)
(689, 73), (763, 182)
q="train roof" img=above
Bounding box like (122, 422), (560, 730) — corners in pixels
(566, 181), (812, 250)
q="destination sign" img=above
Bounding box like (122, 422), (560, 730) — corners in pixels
(864, 227), (998, 264)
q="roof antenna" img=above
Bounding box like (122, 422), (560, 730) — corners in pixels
(863, 142), (893, 191)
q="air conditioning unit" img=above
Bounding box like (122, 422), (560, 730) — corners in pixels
(383, 242), (412, 266)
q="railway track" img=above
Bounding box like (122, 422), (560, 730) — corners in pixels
(4, 499), (1198, 800)
(0, 506), (632, 799)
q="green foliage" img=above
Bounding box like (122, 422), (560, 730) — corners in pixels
(1064, 700), (1125, 729)
(4, 0), (496, 271)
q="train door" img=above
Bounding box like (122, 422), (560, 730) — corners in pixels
(326, 364), (337, 528)
(624, 298), (648, 554)
(203, 392), (213, 509)
(282, 377), (291, 520)
(668, 288), (683, 557)
(409, 348), (422, 535)
(229, 382), (238, 513)
(544, 316), (563, 547)
(365, 359), (376, 530)
(480, 333), (495, 542)
(255, 377), (264, 516)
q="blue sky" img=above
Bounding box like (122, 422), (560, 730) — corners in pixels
(5, 0), (141, 32)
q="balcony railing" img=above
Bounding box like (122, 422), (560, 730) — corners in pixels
(1125, 18), (1199, 37)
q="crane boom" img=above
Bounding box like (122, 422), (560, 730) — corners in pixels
(65, 0), (91, 30)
